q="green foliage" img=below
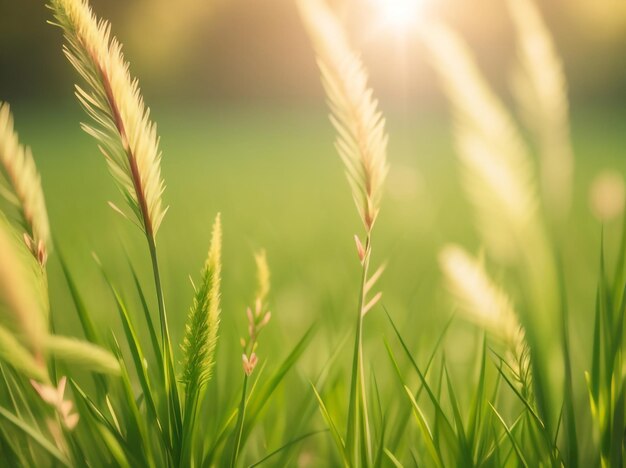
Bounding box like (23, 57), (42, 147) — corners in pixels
(0, 0), (624, 466)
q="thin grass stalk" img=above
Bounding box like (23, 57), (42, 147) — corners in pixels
(147, 236), (182, 457)
(297, 1), (387, 464)
(230, 375), (249, 468)
(346, 234), (373, 465)
(230, 251), (271, 466)
(48, 0), (182, 454)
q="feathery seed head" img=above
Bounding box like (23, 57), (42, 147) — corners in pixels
(241, 250), (272, 376)
(422, 22), (540, 262)
(298, 0), (389, 233)
(508, 0), (573, 219)
(49, 0), (167, 239)
(439, 245), (527, 373)
(180, 214), (222, 390)
(0, 216), (48, 358)
(0, 103), (50, 266)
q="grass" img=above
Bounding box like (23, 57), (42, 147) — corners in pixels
(4, 103), (619, 465)
(1, 102), (621, 463)
(1, 0), (626, 464)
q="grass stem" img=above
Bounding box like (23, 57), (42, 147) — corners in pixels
(230, 375), (249, 468)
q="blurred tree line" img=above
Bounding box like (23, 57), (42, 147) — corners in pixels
(1, 0), (625, 107)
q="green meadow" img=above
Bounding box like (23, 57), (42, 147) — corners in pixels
(12, 103), (623, 464)
(2, 0), (626, 465)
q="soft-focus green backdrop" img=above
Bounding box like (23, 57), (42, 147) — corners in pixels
(2, 1), (626, 462)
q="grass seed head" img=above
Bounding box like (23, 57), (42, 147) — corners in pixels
(49, 0), (167, 239)
(0, 103), (50, 266)
(298, 0), (389, 234)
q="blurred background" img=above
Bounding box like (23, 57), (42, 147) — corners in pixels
(2, 0), (626, 104)
(0, 2), (625, 461)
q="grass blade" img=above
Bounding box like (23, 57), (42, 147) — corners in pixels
(0, 406), (70, 466)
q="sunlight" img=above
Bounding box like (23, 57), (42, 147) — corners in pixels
(370, 0), (427, 30)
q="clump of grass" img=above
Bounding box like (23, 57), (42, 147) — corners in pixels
(586, 208), (626, 467)
(2, 0), (625, 465)
(421, 17), (564, 435)
(0, 1), (309, 466)
(0, 102), (120, 466)
(298, 0), (388, 464)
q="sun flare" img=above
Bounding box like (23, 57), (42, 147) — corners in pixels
(370, 0), (426, 30)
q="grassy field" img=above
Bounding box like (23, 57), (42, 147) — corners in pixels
(8, 101), (624, 464)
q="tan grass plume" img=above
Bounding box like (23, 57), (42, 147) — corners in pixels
(420, 22), (538, 262)
(439, 245), (530, 388)
(0, 103), (50, 266)
(508, 0), (573, 219)
(298, 0), (388, 234)
(0, 216), (47, 378)
(241, 250), (271, 376)
(49, 0), (167, 239)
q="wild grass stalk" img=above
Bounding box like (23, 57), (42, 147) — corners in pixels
(298, 0), (388, 464)
(48, 0), (181, 455)
(230, 250), (272, 467)
(180, 213), (221, 466)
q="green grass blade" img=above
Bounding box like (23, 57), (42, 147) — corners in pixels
(108, 284), (167, 450)
(248, 430), (326, 467)
(385, 314), (453, 453)
(384, 341), (454, 464)
(443, 364), (471, 463)
(310, 383), (349, 466)
(243, 325), (315, 435)
(70, 380), (135, 461)
(57, 252), (101, 345)
(404, 386), (443, 468)
(467, 338), (487, 459)
(556, 256), (579, 468)
(0, 406), (70, 466)
(489, 403), (529, 468)
(385, 310), (457, 442)
(110, 335), (157, 468)
(126, 256), (163, 377)
(384, 448), (404, 467)
(70, 382), (131, 468)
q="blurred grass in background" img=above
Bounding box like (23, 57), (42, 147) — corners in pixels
(16, 103), (624, 441)
(2, 0), (626, 463)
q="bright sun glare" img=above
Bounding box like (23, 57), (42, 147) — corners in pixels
(371, 0), (426, 30)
